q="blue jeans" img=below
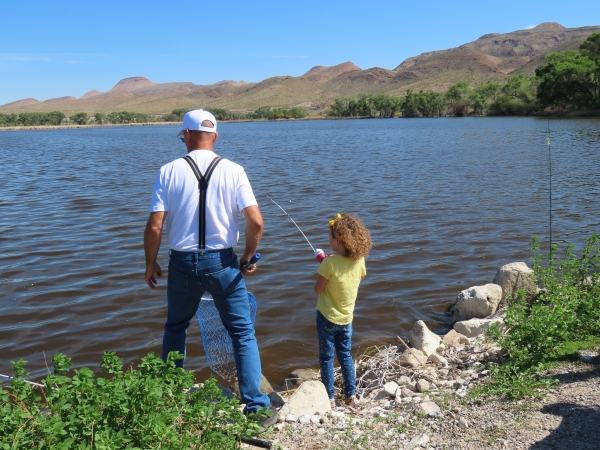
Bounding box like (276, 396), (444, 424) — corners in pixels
(316, 310), (356, 399)
(162, 248), (270, 413)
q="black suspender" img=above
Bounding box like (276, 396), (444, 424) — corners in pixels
(183, 155), (222, 250)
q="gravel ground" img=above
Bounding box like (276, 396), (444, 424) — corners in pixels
(246, 355), (600, 450)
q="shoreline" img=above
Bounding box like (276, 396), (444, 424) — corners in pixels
(2, 110), (599, 132)
(256, 260), (600, 449)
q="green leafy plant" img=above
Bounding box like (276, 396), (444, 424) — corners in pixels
(478, 233), (600, 399)
(1, 351), (261, 449)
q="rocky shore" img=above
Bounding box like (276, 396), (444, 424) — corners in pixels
(236, 261), (600, 449)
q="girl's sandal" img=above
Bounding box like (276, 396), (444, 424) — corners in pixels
(344, 395), (359, 408)
(330, 398), (337, 410)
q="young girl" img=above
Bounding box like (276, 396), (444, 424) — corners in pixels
(314, 213), (372, 408)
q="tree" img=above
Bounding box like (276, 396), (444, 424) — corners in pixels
(94, 113), (107, 124)
(69, 112), (89, 125)
(536, 50), (598, 109)
(579, 32), (600, 100)
(400, 90), (420, 118)
(46, 111), (66, 126)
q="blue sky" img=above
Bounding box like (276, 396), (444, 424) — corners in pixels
(1, 0), (599, 105)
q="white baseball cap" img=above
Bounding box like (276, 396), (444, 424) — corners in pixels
(181, 109), (217, 132)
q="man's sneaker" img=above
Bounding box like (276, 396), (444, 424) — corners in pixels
(248, 408), (279, 433)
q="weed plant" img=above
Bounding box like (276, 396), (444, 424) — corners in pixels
(1, 351), (261, 449)
(478, 233), (600, 399)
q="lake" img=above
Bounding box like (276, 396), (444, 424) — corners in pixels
(1, 117), (599, 385)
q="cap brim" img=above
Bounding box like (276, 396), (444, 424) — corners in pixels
(177, 129), (185, 137)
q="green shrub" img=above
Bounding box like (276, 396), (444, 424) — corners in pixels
(478, 234), (600, 399)
(1, 351), (260, 449)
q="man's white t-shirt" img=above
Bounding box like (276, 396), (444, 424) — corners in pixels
(149, 149), (257, 251)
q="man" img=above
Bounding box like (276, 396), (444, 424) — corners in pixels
(144, 109), (273, 422)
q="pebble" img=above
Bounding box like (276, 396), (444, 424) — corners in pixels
(298, 414), (311, 425)
(285, 414), (297, 423)
(310, 415), (320, 424)
(458, 417), (469, 428)
(316, 427), (325, 435)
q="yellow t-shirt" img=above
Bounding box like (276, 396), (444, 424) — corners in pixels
(316, 254), (366, 325)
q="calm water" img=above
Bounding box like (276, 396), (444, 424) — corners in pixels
(1, 118), (599, 385)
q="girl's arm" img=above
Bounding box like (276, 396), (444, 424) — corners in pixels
(314, 275), (328, 294)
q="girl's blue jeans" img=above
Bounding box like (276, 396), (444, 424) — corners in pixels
(316, 310), (357, 399)
(162, 248), (270, 413)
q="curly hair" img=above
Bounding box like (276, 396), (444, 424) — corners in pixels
(330, 213), (372, 261)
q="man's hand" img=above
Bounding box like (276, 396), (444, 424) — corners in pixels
(240, 205), (263, 276)
(240, 254), (257, 275)
(145, 262), (162, 289)
(144, 211), (167, 289)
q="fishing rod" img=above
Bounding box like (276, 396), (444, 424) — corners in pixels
(267, 196), (326, 263)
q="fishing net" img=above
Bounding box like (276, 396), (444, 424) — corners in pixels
(196, 291), (257, 380)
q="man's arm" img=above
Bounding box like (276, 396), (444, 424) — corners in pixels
(144, 211), (167, 289)
(240, 205), (263, 274)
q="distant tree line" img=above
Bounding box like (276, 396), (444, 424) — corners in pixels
(327, 75), (538, 118)
(160, 106), (308, 122)
(0, 105), (309, 128)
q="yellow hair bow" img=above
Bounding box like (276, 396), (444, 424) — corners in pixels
(328, 213), (342, 227)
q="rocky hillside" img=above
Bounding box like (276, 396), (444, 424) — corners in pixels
(2, 23), (599, 115)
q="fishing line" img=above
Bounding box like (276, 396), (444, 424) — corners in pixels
(267, 196), (315, 252)
(546, 120), (552, 250)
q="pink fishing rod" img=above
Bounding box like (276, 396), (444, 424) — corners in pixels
(268, 196), (326, 264)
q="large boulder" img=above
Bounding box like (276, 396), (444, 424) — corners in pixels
(278, 380), (331, 417)
(453, 284), (502, 322)
(454, 311), (506, 338)
(408, 321), (442, 357)
(493, 262), (537, 308)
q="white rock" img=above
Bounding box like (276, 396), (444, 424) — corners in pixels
(384, 381), (399, 397)
(273, 422), (285, 431)
(458, 417), (469, 428)
(399, 348), (428, 367)
(411, 401), (441, 417)
(330, 411), (345, 418)
(428, 352), (448, 366)
(454, 310), (506, 337)
(493, 261), (537, 307)
(402, 397), (413, 403)
(298, 414), (311, 424)
(416, 379), (430, 393)
(407, 433), (430, 450)
(437, 343), (446, 353)
(407, 381), (417, 392)
(310, 415), (321, 424)
(285, 414), (297, 423)
(454, 284), (502, 322)
(316, 427), (326, 435)
(409, 321), (442, 357)
(278, 380), (331, 418)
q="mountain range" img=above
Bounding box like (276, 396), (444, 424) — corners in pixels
(2, 22), (599, 116)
